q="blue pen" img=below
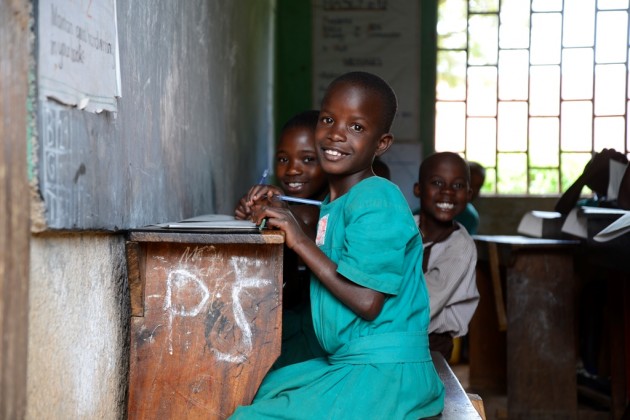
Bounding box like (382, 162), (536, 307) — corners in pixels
(258, 169), (270, 230)
(258, 168), (269, 184)
(275, 195), (323, 206)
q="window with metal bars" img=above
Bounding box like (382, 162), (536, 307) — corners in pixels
(435, 0), (630, 195)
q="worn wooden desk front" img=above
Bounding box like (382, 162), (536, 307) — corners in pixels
(469, 235), (579, 419)
(125, 230), (284, 419)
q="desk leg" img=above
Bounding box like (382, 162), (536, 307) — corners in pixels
(507, 251), (577, 419)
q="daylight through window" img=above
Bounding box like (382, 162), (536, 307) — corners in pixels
(436, 0), (630, 195)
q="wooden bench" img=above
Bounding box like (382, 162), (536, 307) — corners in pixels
(425, 351), (484, 419)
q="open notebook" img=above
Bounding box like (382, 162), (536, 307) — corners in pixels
(153, 214), (257, 230)
(593, 211), (630, 242)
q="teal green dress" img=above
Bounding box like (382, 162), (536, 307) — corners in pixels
(231, 177), (444, 419)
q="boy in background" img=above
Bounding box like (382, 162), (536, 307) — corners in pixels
(414, 152), (480, 360)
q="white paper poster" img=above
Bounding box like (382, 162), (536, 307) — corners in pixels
(313, 0), (420, 141)
(38, 0), (121, 113)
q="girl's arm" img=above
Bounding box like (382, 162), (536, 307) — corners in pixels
(251, 203), (385, 320)
(554, 173), (588, 215)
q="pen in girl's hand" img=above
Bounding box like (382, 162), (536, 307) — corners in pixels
(274, 195), (322, 206)
(258, 169), (269, 185)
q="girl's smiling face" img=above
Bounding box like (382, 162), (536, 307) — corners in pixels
(315, 82), (392, 186)
(275, 125), (327, 199)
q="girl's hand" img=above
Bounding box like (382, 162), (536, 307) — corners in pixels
(251, 205), (309, 249)
(245, 185), (285, 208)
(234, 193), (252, 220)
(235, 184), (286, 220)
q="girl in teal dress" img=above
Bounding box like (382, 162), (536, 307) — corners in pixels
(231, 71), (444, 419)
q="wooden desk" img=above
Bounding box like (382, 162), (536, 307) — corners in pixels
(469, 235), (579, 419)
(125, 229), (284, 419)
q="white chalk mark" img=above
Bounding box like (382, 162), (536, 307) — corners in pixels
(211, 257), (270, 363)
(159, 250), (273, 363)
(164, 268), (210, 354)
(141, 323), (163, 344)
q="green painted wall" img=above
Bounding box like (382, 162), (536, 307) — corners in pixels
(275, 0), (313, 140)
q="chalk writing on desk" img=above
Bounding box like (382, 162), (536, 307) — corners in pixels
(154, 247), (272, 363)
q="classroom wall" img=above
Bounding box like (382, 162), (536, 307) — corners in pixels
(475, 196), (558, 235)
(27, 234), (128, 419)
(27, 1), (276, 418)
(34, 0), (275, 230)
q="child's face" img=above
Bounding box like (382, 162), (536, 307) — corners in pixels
(414, 157), (472, 224)
(315, 82), (392, 179)
(275, 126), (327, 199)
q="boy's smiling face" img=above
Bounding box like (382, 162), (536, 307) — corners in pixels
(414, 155), (472, 224)
(315, 82), (392, 182)
(275, 125), (327, 199)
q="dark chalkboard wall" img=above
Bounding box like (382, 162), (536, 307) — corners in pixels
(35, 1), (274, 231)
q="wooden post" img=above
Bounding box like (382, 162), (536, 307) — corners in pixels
(0, 0), (31, 417)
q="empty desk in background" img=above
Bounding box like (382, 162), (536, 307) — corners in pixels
(125, 229), (284, 420)
(469, 235), (579, 419)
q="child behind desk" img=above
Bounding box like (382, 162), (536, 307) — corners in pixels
(231, 71), (444, 419)
(414, 152), (480, 360)
(235, 110), (328, 369)
(554, 148), (630, 214)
